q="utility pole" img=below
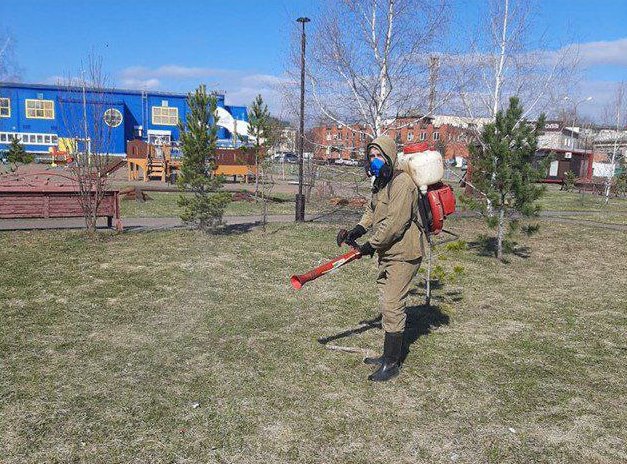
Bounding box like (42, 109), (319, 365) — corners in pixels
(428, 55), (440, 115)
(295, 16), (310, 222)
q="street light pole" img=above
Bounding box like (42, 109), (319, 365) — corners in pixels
(295, 16), (310, 222)
(563, 95), (592, 149)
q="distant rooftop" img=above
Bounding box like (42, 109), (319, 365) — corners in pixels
(0, 81), (225, 99)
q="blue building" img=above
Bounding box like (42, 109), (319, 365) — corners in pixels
(0, 82), (249, 158)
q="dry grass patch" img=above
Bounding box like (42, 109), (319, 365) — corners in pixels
(1, 219), (626, 463)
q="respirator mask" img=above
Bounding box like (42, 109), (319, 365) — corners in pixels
(366, 154), (392, 192)
(368, 157), (385, 177)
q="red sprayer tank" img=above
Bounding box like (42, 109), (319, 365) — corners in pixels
(399, 142), (456, 235)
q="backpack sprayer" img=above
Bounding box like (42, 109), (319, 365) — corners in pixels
(290, 142), (456, 304)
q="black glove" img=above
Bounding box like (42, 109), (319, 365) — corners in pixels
(358, 241), (375, 257)
(336, 225), (367, 247)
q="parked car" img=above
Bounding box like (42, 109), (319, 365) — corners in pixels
(284, 153), (298, 164)
(334, 158), (359, 166)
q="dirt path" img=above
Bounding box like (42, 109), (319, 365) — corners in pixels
(1, 210), (626, 232)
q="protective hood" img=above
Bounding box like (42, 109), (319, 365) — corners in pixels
(366, 136), (397, 167)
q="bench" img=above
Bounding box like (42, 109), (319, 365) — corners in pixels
(0, 172), (122, 230)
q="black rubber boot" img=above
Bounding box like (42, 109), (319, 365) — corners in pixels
(368, 332), (403, 382)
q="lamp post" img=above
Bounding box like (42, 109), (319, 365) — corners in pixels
(563, 96), (592, 149)
(295, 16), (310, 222)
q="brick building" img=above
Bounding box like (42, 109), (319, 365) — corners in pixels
(311, 115), (490, 163)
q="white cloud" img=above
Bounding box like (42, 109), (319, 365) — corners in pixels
(435, 37), (627, 70)
(574, 38), (627, 67)
(119, 77), (161, 90)
(120, 65), (229, 80)
(573, 79), (625, 120)
(41, 75), (72, 85)
(240, 73), (293, 87)
(117, 65), (294, 114)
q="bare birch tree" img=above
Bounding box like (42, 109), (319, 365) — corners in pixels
(449, 0), (579, 219)
(0, 29), (21, 81)
(449, 0), (579, 131)
(287, 0), (448, 143)
(604, 82), (625, 204)
(58, 56), (116, 235)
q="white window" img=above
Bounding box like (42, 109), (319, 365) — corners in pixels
(549, 160), (559, 176)
(433, 132), (440, 141)
(0, 98), (10, 117)
(152, 106), (178, 126)
(407, 132), (414, 141)
(148, 134), (171, 145)
(147, 130), (172, 146)
(420, 132), (427, 141)
(104, 108), (123, 127)
(326, 133), (331, 141)
(25, 99), (55, 119)
(0, 132), (58, 145)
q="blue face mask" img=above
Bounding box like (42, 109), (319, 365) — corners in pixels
(369, 157), (385, 177)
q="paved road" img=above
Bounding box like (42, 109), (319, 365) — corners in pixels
(1, 210), (626, 232)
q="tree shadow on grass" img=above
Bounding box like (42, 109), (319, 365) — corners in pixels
(401, 304), (450, 364)
(409, 279), (464, 303)
(217, 221), (258, 235)
(467, 235), (531, 261)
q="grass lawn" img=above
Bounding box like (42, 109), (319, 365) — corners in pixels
(1, 219), (626, 463)
(538, 184), (627, 213)
(558, 212), (627, 226)
(120, 191), (333, 218)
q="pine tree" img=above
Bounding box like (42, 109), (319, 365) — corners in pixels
(177, 85), (231, 231)
(248, 94), (271, 200)
(468, 97), (547, 260)
(6, 136), (33, 171)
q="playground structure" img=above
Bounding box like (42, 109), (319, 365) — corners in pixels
(0, 171), (122, 230)
(126, 140), (260, 183)
(214, 148), (260, 183)
(127, 139), (177, 182)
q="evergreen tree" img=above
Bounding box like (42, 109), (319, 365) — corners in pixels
(562, 170), (576, 191)
(177, 85), (231, 231)
(6, 136), (33, 171)
(467, 97), (547, 260)
(247, 94), (271, 199)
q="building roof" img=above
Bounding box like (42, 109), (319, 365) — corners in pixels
(593, 130), (627, 144)
(431, 115), (493, 129)
(0, 81), (225, 99)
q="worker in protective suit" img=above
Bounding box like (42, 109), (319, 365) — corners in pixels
(337, 135), (423, 382)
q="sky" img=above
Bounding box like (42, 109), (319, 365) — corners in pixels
(1, 0), (626, 120)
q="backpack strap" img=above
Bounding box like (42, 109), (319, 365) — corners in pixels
(387, 169), (427, 233)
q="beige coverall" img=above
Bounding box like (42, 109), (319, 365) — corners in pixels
(358, 137), (424, 333)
